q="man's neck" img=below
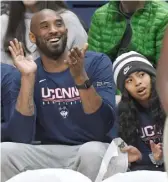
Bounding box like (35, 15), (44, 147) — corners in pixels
(41, 50), (69, 73)
(120, 1), (145, 14)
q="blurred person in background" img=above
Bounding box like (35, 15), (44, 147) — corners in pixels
(1, 1), (87, 65)
(156, 26), (168, 174)
(88, 1), (168, 67)
(157, 27), (168, 115)
(1, 1), (9, 15)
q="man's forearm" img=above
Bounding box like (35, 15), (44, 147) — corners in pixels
(16, 74), (35, 116)
(79, 87), (102, 114)
(74, 75), (102, 114)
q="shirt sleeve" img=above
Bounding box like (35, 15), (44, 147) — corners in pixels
(137, 152), (152, 165)
(1, 64), (16, 141)
(1, 68), (36, 143)
(86, 53), (117, 135)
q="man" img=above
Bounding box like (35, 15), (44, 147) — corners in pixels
(1, 9), (116, 182)
(88, 0), (168, 67)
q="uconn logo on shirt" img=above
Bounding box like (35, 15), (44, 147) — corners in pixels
(59, 106), (69, 119)
(140, 125), (162, 143)
(41, 87), (80, 103)
(41, 87), (81, 119)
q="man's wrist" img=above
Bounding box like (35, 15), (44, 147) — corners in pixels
(73, 73), (89, 85)
(21, 73), (36, 80)
(21, 74), (36, 86)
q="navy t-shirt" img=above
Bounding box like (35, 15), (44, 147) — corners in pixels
(133, 103), (163, 168)
(3, 51), (117, 145)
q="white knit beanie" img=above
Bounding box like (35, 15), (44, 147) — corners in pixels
(113, 51), (156, 92)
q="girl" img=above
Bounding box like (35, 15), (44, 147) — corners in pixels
(113, 51), (165, 171)
(1, 1), (87, 65)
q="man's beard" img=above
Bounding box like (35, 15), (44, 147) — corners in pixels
(35, 33), (67, 60)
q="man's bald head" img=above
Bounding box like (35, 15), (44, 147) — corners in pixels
(29, 8), (68, 60)
(30, 9), (64, 34)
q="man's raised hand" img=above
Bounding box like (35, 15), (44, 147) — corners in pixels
(9, 38), (37, 76)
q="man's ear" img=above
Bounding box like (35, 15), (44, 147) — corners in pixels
(29, 32), (36, 43)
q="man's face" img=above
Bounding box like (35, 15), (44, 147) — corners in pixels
(34, 13), (67, 60)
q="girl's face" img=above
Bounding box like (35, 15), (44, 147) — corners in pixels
(125, 71), (152, 102)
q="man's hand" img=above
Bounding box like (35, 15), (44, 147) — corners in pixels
(9, 38), (37, 76)
(64, 43), (88, 84)
(150, 140), (163, 161)
(121, 146), (142, 163)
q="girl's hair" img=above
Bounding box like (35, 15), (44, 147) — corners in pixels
(3, 1), (68, 54)
(118, 76), (166, 145)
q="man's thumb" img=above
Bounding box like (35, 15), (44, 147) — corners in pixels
(81, 43), (88, 55)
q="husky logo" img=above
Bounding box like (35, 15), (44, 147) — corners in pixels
(59, 106), (69, 119)
(123, 66), (132, 75)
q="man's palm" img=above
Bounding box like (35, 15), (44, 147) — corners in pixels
(9, 38), (37, 75)
(14, 55), (37, 75)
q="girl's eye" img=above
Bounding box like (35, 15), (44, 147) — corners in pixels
(139, 73), (145, 77)
(127, 79), (132, 83)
